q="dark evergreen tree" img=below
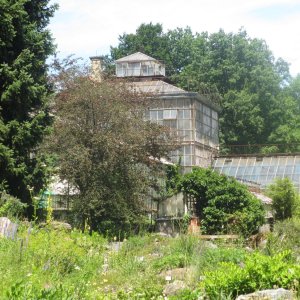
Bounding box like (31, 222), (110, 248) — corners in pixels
(0, 0), (57, 210)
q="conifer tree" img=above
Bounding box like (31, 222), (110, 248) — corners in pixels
(0, 0), (57, 210)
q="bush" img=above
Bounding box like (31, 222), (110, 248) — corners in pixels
(0, 191), (27, 219)
(267, 178), (297, 220)
(180, 168), (265, 236)
(266, 218), (300, 257)
(200, 250), (300, 299)
(6, 281), (82, 300)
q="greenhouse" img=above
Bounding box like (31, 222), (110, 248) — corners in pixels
(213, 155), (300, 192)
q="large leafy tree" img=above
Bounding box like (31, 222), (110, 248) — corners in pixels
(110, 24), (300, 151)
(0, 1), (57, 208)
(48, 61), (176, 233)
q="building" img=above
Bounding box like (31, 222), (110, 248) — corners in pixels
(114, 52), (220, 171)
(213, 154), (300, 193)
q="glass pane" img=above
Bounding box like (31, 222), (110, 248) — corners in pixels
(150, 110), (157, 120)
(178, 110), (184, 119)
(204, 125), (211, 135)
(157, 110), (163, 119)
(163, 109), (177, 119)
(212, 110), (218, 119)
(212, 119), (218, 129)
(203, 105), (211, 116)
(183, 99), (191, 108)
(178, 120), (191, 130)
(184, 145), (192, 155)
(204, 115), (211, 126)
(184, 156), (192, 166)
(183, 110), (191, 118)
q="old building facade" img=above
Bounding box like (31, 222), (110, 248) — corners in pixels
(115, 52), (220, 171)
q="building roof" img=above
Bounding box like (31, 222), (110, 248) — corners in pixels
(115, 52), (158, 63)
(128, 80), (187, 95)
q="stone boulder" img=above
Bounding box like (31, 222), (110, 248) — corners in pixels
(236, 288), (294, 300)
(160, 267), (193, 281)
(163, 280), (187, 296)
(0, 217), (18, 239)
(39, 221), (72, 232)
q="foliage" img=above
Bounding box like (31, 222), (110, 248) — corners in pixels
(267, 178), (297, 220)
(194, 246), (247, 272)
(200, 250), (300, 299)
(1, 225), (300, 299)
(47, 60), (176, 233)
(165, 162), (182, 196)
(0, 225), (107, 299)
(152, 234), (200, 271)
(0, 191), (27, 218)
(7, 281), (79, 300)
(180, 167), (265, 236)
(0, 0), (57, 212)
(266, 218), (300, 258)
(110, 24), (300, 151)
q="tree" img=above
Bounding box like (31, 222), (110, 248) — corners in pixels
(0, 0), (57, 210)
(180, 168), (265, 236)
(267, 178), (297, 221)
(48, 62), (176, 233)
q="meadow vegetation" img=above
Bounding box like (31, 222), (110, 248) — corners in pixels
(1, 219), (300, 299)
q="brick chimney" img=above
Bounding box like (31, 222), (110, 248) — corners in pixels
(89, 56), (103, 82)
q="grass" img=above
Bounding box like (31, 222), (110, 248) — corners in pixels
(1, 219), (300, 299)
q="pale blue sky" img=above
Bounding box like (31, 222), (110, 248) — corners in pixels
(49, 0), (300, 76)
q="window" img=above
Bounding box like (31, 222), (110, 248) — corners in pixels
(212, 110), (218, 120)
(178, 119), (191, 130)
(203, 105), (211, 116)
(163, 109), (177, 119)
(203, 115), (211, 126)
(178, 109), (191, 119)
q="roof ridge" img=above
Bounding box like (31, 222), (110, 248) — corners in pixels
(115, 52), (157, 62)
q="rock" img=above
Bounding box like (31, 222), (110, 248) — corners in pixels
(236, 288), (294, 300)
(160, 267), (192, 281)
(135, 256), (144, 262)
(102, 263), (109, 273)
(0, 217), (18, 239)
(51, 221), (72, 231)
(156, 232), (171, 237)
(163, 280), (187, 296)
(245, 246), (254, 252)
(39, 221), (72, 231)
(108, 242), (123, 252)
(204, 241), (218, 249)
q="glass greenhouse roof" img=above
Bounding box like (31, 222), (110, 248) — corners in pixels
(213, 155), (300, 192)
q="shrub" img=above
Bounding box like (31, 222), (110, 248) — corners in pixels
(180, 168), (265, 236)
(200, 250), (300, 299)
(266, 218), (300, 257)
(267, 178), (297, 220)
(6, 281), (83, 300)
(0, 191), (27, 219)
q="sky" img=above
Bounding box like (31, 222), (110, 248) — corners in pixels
(48, 0), (300, 77)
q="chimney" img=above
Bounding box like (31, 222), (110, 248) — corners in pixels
(89, 56), (103, 82)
